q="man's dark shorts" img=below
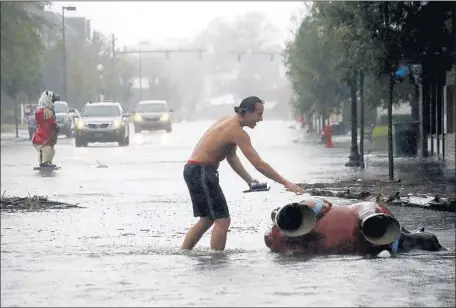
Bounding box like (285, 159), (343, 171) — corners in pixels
(183, 161), (229, 220)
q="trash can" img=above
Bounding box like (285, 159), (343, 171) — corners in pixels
(393, 121), (419, 157)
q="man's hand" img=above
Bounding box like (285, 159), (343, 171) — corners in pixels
(284, 181), (305, 195)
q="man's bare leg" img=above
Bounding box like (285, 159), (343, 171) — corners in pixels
(181, 217), (214, 250)
(49, 146), (55, 163)
(210, 218), (231, 251)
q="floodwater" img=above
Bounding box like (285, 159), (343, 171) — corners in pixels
(1, 120), (455, 307)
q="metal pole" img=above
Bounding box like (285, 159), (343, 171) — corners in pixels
(418, 81), (424, 158)
(14, 96), (19, 138)
(345, 71), (361, 167)
(430, 76), (435, 156)
(443, 84), (446, 160)
(62, 7), (67, 101)
(388, 74), (394, 181)
(359, 70), (365, 169)
(139, 43), (142, 102)
(112, 34), (116, 102)
(437, 73), (442, 158)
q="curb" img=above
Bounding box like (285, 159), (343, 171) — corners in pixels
(1, 136), (30, 143)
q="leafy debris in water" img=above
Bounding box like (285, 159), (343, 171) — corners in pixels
(298, 179), (456, 212)
(0, 192), (82, 212)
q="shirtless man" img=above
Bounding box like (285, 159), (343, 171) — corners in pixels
(181, 96), (306, 251)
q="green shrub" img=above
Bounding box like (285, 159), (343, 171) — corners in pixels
(378, 114), (412, 126)
(372, 125), (388, 137)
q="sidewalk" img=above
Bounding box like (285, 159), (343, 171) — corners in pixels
(310, 153), (455, 193)
(1, 130), (30, 144)
(296, 130), (455, 199)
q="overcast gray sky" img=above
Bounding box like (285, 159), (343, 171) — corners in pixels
(50, 1), (305, 46)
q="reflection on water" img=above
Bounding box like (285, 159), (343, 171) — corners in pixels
(2, 199), (454, 307)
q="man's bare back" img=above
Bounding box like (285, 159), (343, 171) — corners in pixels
(189, 116), (243, 167)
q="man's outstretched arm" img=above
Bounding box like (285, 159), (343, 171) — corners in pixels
(234, 130), (305, 194)
(227, 146), (254, 186)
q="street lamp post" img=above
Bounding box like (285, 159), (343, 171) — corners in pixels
(61, 5), (76, 101)
(138, 41), (149, 102)
(97, 64), (104, 101)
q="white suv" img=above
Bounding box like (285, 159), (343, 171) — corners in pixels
(74, 101), (130, 147)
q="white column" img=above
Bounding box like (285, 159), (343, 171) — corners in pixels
(20, 103), (24, 124)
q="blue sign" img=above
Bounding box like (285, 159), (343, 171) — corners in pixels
(395, 65), (409, 79)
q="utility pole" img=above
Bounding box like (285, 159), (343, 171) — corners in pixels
(359, 70), (365, 169)
(112, 34), (117, 102)
(62, 10), (67, 101)
(61, 6), (76, 101)
(138, 46), (142, 102)
(139, 44), (142, 102)
(388, 73), (394, 181)
(382, 1), (395, 181)
(137, 41), (150, 102)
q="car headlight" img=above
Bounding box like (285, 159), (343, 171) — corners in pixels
(111, 119), (123, 128)
(160, 114), (170, 122)
(134, 114), (143, 122)
(75, 119), (85, 129)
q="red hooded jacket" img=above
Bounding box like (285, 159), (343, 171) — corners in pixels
(32, 107), (57, 146)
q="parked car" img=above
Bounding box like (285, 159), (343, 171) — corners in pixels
(68, 108), (81, 121)
(132, 100), (173, 133)
(54, 101), (74, 138)
(74, 101), (130, 147)
(27, 104), (38, 140)
(27, 101), (74, 139)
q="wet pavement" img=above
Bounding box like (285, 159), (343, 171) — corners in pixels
(1, 120), (455, 307)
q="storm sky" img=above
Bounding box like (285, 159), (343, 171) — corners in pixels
(50, 1), (305, 46)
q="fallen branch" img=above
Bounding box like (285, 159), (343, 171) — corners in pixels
(0, 195), (83, 212)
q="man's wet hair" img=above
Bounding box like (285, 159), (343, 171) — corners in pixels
(234, 96), (263, 115)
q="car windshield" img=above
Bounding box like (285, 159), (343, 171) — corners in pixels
(54, 103), (68, 113)
(137, 103), (167, 112)
(81, 105), (120, 117)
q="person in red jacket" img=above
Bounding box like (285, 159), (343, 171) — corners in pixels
(31, 90), (60, 168)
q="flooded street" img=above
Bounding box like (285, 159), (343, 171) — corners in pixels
(1, 120), (455, 307)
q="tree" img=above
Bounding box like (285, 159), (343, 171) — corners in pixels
(284, 14), (349, 130)
(312, 1), (384, 166)
(40, 30), (136, 110)
(192, 11), (286, 101)
(1, 2), (50, 96)
(284, 1), (453, 174)
(1, 2), (53, 136)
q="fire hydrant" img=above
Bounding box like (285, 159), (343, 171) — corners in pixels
(323, 124), (333, 148)
(299, 115), (306, 129)
(296, 115), (306, 129)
